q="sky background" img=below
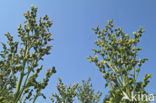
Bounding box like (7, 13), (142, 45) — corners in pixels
(0, 0), (156, 102)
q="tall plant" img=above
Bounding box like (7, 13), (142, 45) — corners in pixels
(87, 20), (152, 103)
(0, 5), (56, 103)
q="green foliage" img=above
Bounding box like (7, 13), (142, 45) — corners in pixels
(51, 78), (79, 103)
(51, 78), (102, 103)
(0, 5), (56, 103)
(87, 20), (152, 103)
(0, 4), (153, 103)
(77, 78), (102, 103)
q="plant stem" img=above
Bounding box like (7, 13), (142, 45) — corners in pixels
(15, 45), (28, 102)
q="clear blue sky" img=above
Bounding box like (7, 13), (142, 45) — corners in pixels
(0, 0), (156, 102)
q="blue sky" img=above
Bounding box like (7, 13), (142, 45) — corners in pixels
(0, 0), (156, 102)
